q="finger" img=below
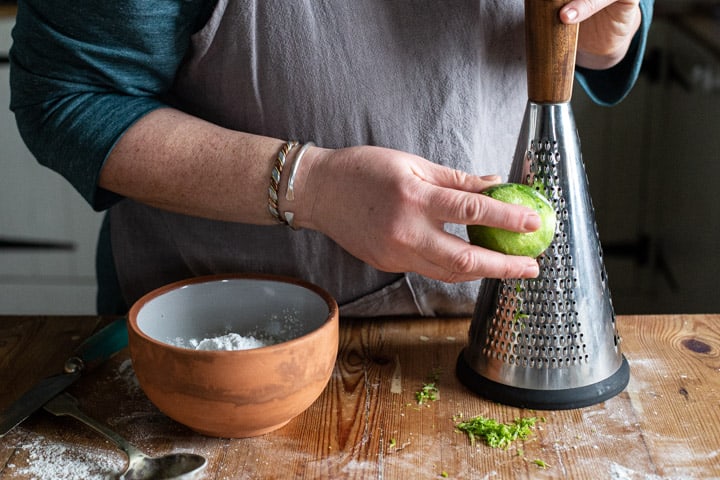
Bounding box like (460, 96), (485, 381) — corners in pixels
(412, 161), (502, 194)
(414, 231), (540, 281)
(425, 189), (541, 233)
(559, 0), (613, 24)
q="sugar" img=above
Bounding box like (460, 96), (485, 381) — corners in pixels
(168, 308), (304, 351)
(170, 332), (268, 351)
(194, 333), (268, 351)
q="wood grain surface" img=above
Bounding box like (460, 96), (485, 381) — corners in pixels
(0, 316), (108, 412)
(525, 0), (579, 103)
(0, 314), (718, 479)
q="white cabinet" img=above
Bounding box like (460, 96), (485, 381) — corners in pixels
(0, 15), (104, 314)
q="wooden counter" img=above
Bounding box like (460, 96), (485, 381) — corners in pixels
(1, 314), (719, 479)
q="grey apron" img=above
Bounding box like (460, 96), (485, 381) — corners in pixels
(110, 0), (527, 316)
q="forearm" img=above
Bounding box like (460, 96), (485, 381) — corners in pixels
(10, 0), (209, 209)
(571, 0), (653, 105)
(99, 108), (288, 225)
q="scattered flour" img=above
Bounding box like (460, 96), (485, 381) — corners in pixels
(10, 431), (124, 480)
(609, 462), (673, 480)
(114, 358), (141, 394)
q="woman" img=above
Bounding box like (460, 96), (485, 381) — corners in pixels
(10, 0), (653, 316)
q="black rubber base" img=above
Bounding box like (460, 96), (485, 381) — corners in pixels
(456, 349), (630, 410)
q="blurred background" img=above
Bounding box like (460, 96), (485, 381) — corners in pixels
(577, 0), (720, 314)
(1, 0), (718, 315)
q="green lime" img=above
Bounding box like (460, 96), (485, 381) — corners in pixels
(467, 183), (556, 258)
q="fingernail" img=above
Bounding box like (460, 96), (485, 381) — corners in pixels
(523, 213), (541, 232)
(562, 7), (579, 22)
(480, 175), (501, 182)
(523, 261), (540, 278)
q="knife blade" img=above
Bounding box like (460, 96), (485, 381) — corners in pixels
(0, 317), (128, 437)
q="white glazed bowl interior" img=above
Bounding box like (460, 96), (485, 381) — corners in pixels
(136, 277), (332, 347)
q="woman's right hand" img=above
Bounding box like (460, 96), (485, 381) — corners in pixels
(284, 145), (542, 283)
(100, 108), (541, 283)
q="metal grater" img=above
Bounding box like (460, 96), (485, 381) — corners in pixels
(455, 0), (629, 410)
(456, 102), (629, 410)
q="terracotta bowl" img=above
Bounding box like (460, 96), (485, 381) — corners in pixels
(127, 273), (339, 438)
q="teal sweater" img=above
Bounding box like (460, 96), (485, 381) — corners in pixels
(9, 0), (654, 313)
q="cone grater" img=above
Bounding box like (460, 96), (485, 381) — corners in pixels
(456, 0), (630, 410)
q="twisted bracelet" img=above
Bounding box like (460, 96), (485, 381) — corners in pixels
(267, 140), (299, 224)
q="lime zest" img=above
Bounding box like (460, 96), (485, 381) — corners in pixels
(415, 382), (439, 405)
(415, 368), (442, 405)
(455, 415), (540, 449)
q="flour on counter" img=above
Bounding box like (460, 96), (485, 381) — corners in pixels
(114, 358), (141, 393)
(11, 431), (124, 480)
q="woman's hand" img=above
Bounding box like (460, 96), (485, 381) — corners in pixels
(560, 0), (642, 70)
(284, 145), (542, 283)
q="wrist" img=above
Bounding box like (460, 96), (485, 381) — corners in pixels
(277, 142), (324, 230)
(576, 49), (628, 71)
(267, 140), (299, 224)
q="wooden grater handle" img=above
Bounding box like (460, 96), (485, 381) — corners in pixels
(525, 0), (579, 103)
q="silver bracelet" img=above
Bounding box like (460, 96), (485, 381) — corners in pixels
(268, 140), (299, 224)
(283, 141), (315, 229)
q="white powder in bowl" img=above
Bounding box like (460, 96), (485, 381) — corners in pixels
(170, 333), (268, 351)
(167, 308), (305, 351)
(194, 333), (267, 351)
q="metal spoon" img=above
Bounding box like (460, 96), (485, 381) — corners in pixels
(44, 392), (207, 480)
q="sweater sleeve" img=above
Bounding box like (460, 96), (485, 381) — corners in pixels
(9, 0), (209, 210)
(575, 0), (654, 106)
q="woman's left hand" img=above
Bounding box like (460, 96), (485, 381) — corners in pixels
(560, 0), (642, 70)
